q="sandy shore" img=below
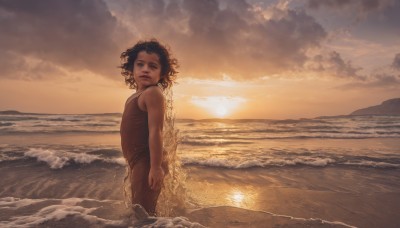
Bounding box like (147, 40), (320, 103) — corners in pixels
(183, 166), (400, 228)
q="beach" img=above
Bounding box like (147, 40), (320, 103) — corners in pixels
(186, 165), (400, 227)
(2, 0), (400, 227)
(1, 113), (400, 227)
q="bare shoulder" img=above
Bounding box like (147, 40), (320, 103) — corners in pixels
(144, 85), (163, 95)
(143, 86), (164, 99)
(142, 86), (165, 106)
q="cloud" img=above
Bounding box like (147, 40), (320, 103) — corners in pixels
(302, 49), (400, 89)
(110, 0), (327, 79)
(1, 0), (391, 84)
(0, 50), (67, 80)
(306, 0), (394, 14)
(0, 0), (126, 80)
(392, 53), (400, 70)
(337, 55), (400, 89)
(305, 0), (400, 41)
(1, 0), (329, 81)
(338, 73), (400, 90)
(304, 51), (364, 79)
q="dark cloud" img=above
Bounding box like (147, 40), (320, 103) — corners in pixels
(373, 73), (400, 85)
(3, 0), (385, 82)
(338, 73), (400, 90)
(304, 50), (400, 90)
(0, 50), (67, 80)
(304, 0), (400, 46)
(305, 51), (364, 79)
(306, 0), (394, 13)
(0, 0), (126, 80)
(111, 0), (327, 79)
(392, 53), (400, 70)
(337, 54), (400, 89)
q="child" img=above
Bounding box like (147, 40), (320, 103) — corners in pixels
(119, 39), (178, 215)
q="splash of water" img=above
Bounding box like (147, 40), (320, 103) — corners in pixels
(123, 166), (132, 208)
(157, 87), (187, 216)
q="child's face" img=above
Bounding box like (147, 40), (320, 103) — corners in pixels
(133, 51), (162, 90)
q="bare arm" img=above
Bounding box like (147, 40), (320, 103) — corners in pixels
(143, 86), (165, 190)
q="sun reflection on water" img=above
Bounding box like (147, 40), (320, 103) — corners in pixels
(232, 191), (244, 204)
(227, 188), (257, 208)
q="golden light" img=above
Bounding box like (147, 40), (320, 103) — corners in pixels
(232, 191), (245, 203)
(191, 96), (246, 118)
(215, 106), (228, 117)
(225, 187), (259, 208)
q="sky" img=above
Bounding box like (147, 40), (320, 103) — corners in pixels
(0, 0), (399, 119)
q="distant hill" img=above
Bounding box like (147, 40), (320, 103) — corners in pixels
(0, 110), (121, 116)
(350, 98), (400, 115)
(0, 110), (49, 115)
(0, 110), (23, 115)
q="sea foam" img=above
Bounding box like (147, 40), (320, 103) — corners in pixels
(24, 148), (126, 169)
(0, 197), (125, 228)
(181, 155), (400, 169)
(0, 197), (206, 228)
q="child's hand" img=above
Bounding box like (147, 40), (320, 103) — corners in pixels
(148, 167), (165, 190)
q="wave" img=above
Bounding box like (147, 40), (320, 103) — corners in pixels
(181, 156), (400, 169)
(5, 152), (398, 170)
(1, 142), (399, 171)
(1, 114), (400, 139)
(0, 122), (14, 127)
(0, 116), (39, 121)
(343, 160), (400, 168)
(1, 144), (399, 170)
(0, 130), (120, 135)
(0, 147), (126, 169)
(0, 197), (205, 228)
(360, 125), (400, 130)
(0, 197), (129, 228)
(181, 134), (400, 142)
(181, 139), (253, 146)
(3, 128), (399, 138)
(84, 123), (118, 127)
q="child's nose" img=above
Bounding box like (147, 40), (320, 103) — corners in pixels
(142, 64), (150, 72)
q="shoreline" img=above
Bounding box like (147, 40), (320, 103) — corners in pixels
(1, 162), (399, 227)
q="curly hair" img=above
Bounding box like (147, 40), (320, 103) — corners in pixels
(119, 39), (178, 90)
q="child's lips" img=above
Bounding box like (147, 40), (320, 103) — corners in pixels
(139, 75), (151, 79)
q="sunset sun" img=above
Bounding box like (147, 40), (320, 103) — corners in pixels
(191, 96), (246, 118)
(215, 106), (228, 117)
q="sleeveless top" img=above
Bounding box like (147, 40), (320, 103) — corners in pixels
(120, 91), (149, 167)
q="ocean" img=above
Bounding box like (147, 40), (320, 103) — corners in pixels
(0, 112), (399, 227)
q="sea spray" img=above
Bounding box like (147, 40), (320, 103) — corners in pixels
(157, 87), (187, 216)
(122, 166), (132, 208)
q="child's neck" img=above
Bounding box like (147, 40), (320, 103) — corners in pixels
(137, 84), (156, 93)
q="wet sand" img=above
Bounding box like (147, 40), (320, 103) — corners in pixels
(184, 166), (400, 228)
